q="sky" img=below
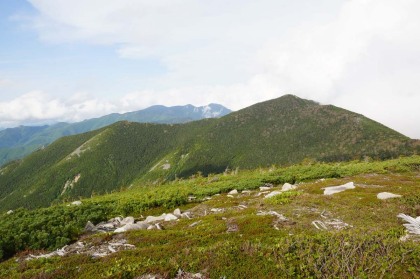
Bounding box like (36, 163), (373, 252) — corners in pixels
(0, 0), (419, 138)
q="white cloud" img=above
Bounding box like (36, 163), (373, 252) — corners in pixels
(0, 92), (117, 127)
(13, 0), (420, 138)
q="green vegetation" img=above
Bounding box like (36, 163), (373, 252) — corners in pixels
(0, 155), (419, 279)
(264, 190), (302, 205)
(0, 104), (231, 166)
(0, 95), (417, 211)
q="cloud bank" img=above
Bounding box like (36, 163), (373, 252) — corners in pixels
(2, 0), (419, 138)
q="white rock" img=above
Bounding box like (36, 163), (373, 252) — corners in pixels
(227, 194), (234, 198)
(147, 225), (157, 230)
(173, 208), (182, 216)
(145, 213), (167, 223)
(323, 182), (355, 195)
(71, 201), (82, 206)
(189, 220), (202, 227)
(241, 190), (252, 194)
(114, 224), (141, 233)
(135, 221), (150, 230)
(228, 189), (238, 195)
(121, 216), (135, 225)
(164, 213), (178, 221)
(281, 183), (297, 192)
(397, 213), (420, 235)
(180, 212), (192, 219)
(6, 210), (13, 215)
(109, 217), (123, 223)
(264, 191), (282, 199)
(377, 192), (402, 200)
(259, 186), (271, 191)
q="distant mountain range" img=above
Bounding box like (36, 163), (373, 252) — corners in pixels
(0, 94), (417, 211)
(0, 103), (231, 165)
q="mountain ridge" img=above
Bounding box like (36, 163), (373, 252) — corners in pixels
(0, 103), (231, 166)
(0, 94), (417, 210)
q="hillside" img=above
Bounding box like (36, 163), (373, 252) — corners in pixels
(0, 95), (417, 211)
(0, 156), (419, 278)
(0, 103), (231, 166)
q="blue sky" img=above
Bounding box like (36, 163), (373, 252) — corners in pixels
(0, 0), (419, 138)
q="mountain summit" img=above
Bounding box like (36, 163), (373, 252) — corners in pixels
(0, 95), (416, 210)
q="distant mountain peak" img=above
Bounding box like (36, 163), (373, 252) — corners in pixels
(0, 103), (232, 166)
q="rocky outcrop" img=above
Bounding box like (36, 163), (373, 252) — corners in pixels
(84, 208), (190, 234)
(25, 235), (135, 260)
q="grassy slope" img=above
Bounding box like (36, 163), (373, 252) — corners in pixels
(0, 156), (419, 278)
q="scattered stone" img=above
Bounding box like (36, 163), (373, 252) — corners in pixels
(189, 220), (202, 227)
(25, 236), (135, 261)
(210, 208), (224, 213)
(256, 191), (269, 197)
(121, 216), (135, 225)
(114, 223), (148, 233)
(323, 182), (355, 195)
(264, 191), (282, 199)
(281, 183), (297, 192)
(377, 192), (402, 200)
(236, 204), (248, 210)
(6, 210), (13, 215)
(176, 269), (207, 279)
(256, 210), (287, 221)
(259, 186), (271, 191)
(181, 212), (192, 219)
(84, 221), (96, 232)
(241, 190), (252, 194)
(312, 218), (351, 230)
(312, 220), (328, 230)
(228, 189), (238, 195)
(173, 208), (182, 216)
(71, 200), (82, 206)
(164, 213), (178, 221)
(135, 274), (165, 279)
(188, 196), (196, 201)
(226, 219), (239, 233)
(398, 213), (420, 235)
(147, 225), (157, 230)
(227, 195), (234, 198)
(145, 213), (167, 223)
(136, 222), (150, 230)
(203, 196), (212, 201)
(324, 219), (351, 230)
